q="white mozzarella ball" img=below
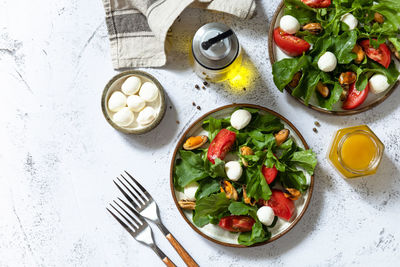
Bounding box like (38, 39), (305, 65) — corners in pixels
(318, 52), (337, 72)
(139, 82), (159, 102)
(230, 109), (252, 130)
(280, 15), (300, 34)
(108, 91), (127, 112)
(369, 74), (390, 94)
(127, 95), (146, 112)
(340, 13), (358, 30)
(257, 206), (275, 226)
(183, 182), (199, 201)
(121, 76), (141, 95)
(113, 107), (134, 127)
(224, 161), (243, 181)
(137, 106), (156, 126)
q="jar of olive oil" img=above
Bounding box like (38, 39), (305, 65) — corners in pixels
(327, 125), (384, 178)
(191, 23), (242, 82)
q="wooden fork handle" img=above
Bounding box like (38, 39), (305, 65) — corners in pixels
(162, 256), (176, 267)
(166, 233), (199, 267)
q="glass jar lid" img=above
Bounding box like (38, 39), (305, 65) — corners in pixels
(192, 23), (239, 70)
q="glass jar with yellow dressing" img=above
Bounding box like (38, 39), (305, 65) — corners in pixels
(327, 125), (384, 178)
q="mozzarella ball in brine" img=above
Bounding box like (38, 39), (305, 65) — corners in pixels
(137, 106), (156, 126)
(340, 13), (358, 30)
(108, 91), (127, 112)
(121, 76), (141, 95)
(257, 206), (275, 226)
(139, 82), (159, 102)
(280, 15), (300, 34)
(230, 109), (252, 130)
(369, 74), (390, 94)
(183, 182), (199, 201)
(113, 107), (134, 127)
(225, 161), (243, 181)
(318, 52), (337, 72)
(127, 95), (146, 112)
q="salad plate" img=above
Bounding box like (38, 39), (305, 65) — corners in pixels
(268, 0), (400, 115)
(170, 104), (316, 247)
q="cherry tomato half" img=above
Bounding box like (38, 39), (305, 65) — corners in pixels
(218, 215), (255, 232)
(262, 165), (278, 184)
(273, 27), (311, 57)
(301, 0), (331, 8)
(360, 39), (391, 69)
(207, 129), (236, 164)
(266, 190), (295, 221)
(342, 82), (369, 110)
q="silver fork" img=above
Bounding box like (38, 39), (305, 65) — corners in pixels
(114, 171), (199, 267)
(107, 198), (176, 267)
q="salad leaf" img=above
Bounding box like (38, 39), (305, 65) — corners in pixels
(202, 117), (230, 141)
(249, 131), (276, 150)
(245, 166), (272, 201)
(248, 113), (284, 132)
(316, 82), (343, 110)
(238, 221), (270, 246)
(195, 179), (221, 200)
(204, 157), (226, 178)
(193, 193), (231, 227)
(284, 0), (316, 24)
(228, 202), (258, 219)
(292, 68), (321, 105)
(332, 30), (357, 64)
(279, 167), (309, 192)
(290, 150), (318, 175)
(175, 150), (209, 187)
(272, 55), (310, 91)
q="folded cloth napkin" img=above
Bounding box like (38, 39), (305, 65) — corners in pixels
(102, 0), (256, 69)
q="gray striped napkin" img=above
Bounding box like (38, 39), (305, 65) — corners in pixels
(102, 0), (256, 70)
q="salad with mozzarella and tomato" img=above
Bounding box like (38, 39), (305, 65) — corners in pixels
(272, 0), (400, 110)
(173, 108), (317, 246)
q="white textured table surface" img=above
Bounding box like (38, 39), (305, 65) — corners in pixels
(1, 0), (400, 266)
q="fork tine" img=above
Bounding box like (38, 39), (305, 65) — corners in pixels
(114, 178), (144, 208)
(107, 207), (135, 233)
(118, 197), (142, 219)
(113, 200), (143, 227)
(124, 171), (152, 200)
(120, 174), (149, 202)
(109, 203), (139, 230)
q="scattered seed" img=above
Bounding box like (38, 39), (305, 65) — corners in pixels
(314, 121), (321, 127)
(192, 102), (196, 106)
(195, 84), (200, 90)
(243, 87), (247, 91)
(197, 106), (201, 110)
(203, 81), (208, 86)
(176, 120), (180, 124)
(313, 128), (318, 133)
(202, 86), (206, 90)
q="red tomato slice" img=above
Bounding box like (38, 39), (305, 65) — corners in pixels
(218, 215), (255, 232)
(262, 165), (278, 184)
(360, 39), (391, 68)
(301, 0), (331, 8)
(342, 82), (369, 110)
(273, 27), (310, 57)
(207, 129), (236, 164)
(267, 190), (295, 221)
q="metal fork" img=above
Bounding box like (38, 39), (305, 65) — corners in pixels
(107, 199), (176, 267)
(114, 171), (199, 267)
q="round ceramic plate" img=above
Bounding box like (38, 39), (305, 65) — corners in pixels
(170, 104), (314, 247)
(268, 1), (400, 115)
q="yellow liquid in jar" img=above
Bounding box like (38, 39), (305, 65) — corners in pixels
(340, 134), (376, 170)
(327, 125), (384, 178)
